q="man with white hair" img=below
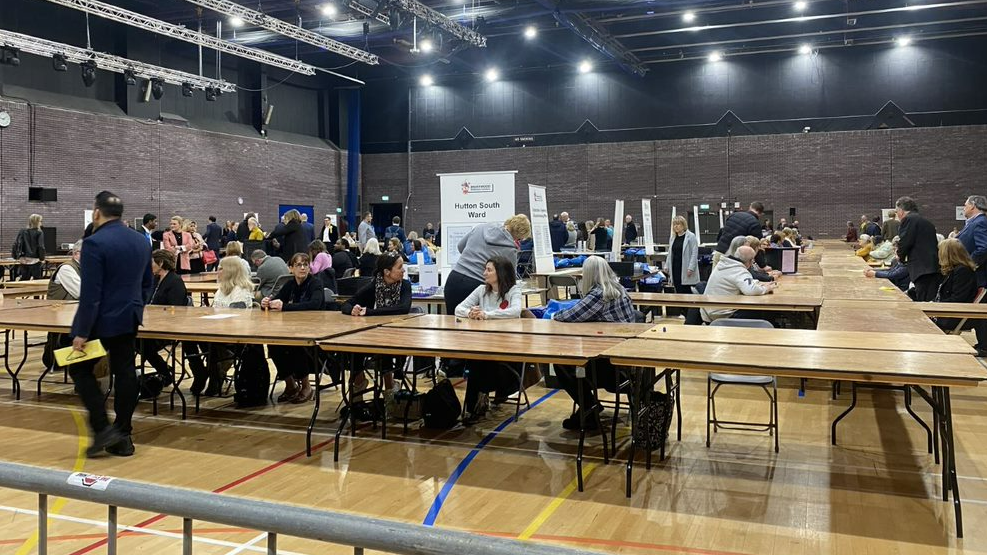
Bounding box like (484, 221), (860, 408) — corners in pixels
(47, 240), (84, 300)
(624, 214), (638, 244)
(702, 245), (777, 323)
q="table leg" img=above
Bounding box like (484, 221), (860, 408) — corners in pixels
(7, 330), (29, 400)
(830, 382), (859, 445)
(941, 387), (963, 538)
(306, 346), (321, 457)
(332, 354), (352, 463)
(3, 330), (17, 397)
(576, 366), (586, 492)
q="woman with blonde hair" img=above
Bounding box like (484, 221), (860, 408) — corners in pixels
(664, 215), (698, 293)
(934, 239), (977, 331)
(213, 256), (256, 309)
(162, 216), (193, 274)
(444, 214), (531, 315)
(13, 213), (46, 280)
(224, 240), (252, 275)
(360, 237), (382, 276)
(267, 209), (306, 261)
(185, 220), (206, 274)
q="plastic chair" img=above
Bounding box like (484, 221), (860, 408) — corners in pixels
(548, 275), (579, 299)
(706, 318), (779, 453)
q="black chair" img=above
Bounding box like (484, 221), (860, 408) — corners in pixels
(336, 276), (372, 296)
(684, 281), (707, 326)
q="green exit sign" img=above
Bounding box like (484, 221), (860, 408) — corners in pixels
(381, 195), (390, 201)
(700, 204), (710, 210)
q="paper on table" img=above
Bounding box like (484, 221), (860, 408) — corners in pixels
(200, 314), (240, 320)
(781, 250), (796, 273)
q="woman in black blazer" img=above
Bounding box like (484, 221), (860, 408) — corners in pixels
(935, 238), (979, 332)
(267, 209), (307, 262)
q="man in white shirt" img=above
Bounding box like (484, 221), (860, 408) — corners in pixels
(47, 240), (84, 300)
(357, 211), (374, 249)
(702, 245), (777, 323)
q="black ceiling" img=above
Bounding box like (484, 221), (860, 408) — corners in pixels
(37, 0), (987, 81)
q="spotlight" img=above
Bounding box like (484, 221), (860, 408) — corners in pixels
(321, 3), (337, 17)
(798, 44), (812, 55)
(205, 87), (220, 101)
(419, 74), (434, 87)
(124, 68), (137, 86)
(896, 35), (912, 46)
(682, 11), (696, 23)
(181, 82), (194, 97)
(151, 77), (164, 100)
(81, 60), (97, 87)
(230, 16), (244, 27)
(523, 25), (537, 39)
(420, 38), (433, 53)
(578, 60), (592, 73)
(484, 68), (499, 82)
(794, 1), (807, 11)
(0, 46), (20, 67)
(708, 51), (722, 62)
(52, 53), (68, 72)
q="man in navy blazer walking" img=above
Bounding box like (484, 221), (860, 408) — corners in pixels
(70, 191), (153, 457)
(957, 195), (987, 355)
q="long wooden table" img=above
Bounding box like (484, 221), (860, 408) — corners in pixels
(628, 292), (821, 312)
(0, 283), (50, 299)
(384, 313), (653, 338)
(604, 330), (987, 537)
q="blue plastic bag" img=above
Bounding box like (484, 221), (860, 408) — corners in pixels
(540, 299), (580, 320)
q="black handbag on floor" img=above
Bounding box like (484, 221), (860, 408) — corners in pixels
(234, 345), (270, 407)
(422, 379), (461, 429)
(633, 391), (674, 450)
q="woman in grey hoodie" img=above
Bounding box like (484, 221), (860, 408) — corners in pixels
(444, 214), (531, 315)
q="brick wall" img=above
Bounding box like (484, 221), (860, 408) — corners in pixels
(0, 100), (343, 250)
(362, 126), (987, 239)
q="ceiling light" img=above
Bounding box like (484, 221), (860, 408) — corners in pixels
(578, 60), (592, 73)
(708, 51), (722, 62)
(682, 11), (696, 23)
(81, 59), (97, 86)
(896, 35), (912, 46)
(798, 44), (812, 55)
(419, 74), (434, 87)
(484, 68), (499, 82)
(420, 38), (433, 53)
(229, 16), (244, 27)
(151, 77), (164, 100)
(181, 82), (194, 97)
(123, 68), (137, 85)
(52, 52), (68, 71)
(321, 3), (337, 17)
(523, 25), (537, 39)
(794, 1), (807, 11)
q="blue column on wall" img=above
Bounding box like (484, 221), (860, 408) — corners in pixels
(346, 88), (361, 231)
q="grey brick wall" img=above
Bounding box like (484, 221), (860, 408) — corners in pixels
(362, 126), (987, 239)
(0, 100), (343, 250)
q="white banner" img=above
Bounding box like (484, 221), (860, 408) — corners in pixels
(669, 206), (677, 242)
(438, 171), (517, 271)
(528, 185), (555, 274)
(641, 199), (655, 255)
(611, 200), (624, 261)
(692, 205), (701, 244)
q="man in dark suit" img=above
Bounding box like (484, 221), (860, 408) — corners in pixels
(202, 215), (223, 271)
(895, 196), (940, 302)
(70, 191), (153, 457)
(957, 194), (987, 355)
(301, 213), (316, 243)
(236, 212), (256, 242)
(548, 214), (566, 252)
(320, 215), (339, 244)
(715, 202), (765, 266)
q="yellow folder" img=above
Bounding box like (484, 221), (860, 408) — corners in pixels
(54, 340), (107, 367)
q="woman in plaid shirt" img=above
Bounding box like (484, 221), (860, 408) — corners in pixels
(553, 256), (636, 430)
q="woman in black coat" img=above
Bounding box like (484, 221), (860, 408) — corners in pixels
(267, 209), (307, 262)
(935, 238), (978, 332)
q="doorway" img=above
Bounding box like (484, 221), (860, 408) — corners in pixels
(370, 203), (404, 239)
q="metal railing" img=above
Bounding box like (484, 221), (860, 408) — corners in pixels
(0, 461), (602, 555)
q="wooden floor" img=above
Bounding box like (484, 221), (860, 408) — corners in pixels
(1, 322), (987, 555)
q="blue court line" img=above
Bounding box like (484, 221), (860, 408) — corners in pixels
(422, 388), (560, 526)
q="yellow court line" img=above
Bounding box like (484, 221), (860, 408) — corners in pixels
(14, 410), (88, 555)
(517, 462), (599, 541)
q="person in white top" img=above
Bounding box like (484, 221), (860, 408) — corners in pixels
(701, 245), (777, 323)
(51, 240), (84, 299)
(455, 256), (524, 423)
(213, 256), (255, 309)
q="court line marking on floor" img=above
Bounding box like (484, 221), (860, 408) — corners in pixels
(13, 409), (87, 555)
(517, 462), (599, 540)
(0, 504), (310, 554)
(422, 389), (559, 527)
(224, 532), (269, 555)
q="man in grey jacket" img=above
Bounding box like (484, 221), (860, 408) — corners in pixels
(251, 250), (290, 299)
(358, 212), (374, 249)
(702, 245), (776, 323)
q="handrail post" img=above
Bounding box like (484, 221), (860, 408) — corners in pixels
(183, 517), (193, 555)
(354, 547), (364, 555)
(267, 532), (277, 554)
(38, 493), (47, 555)
(107, 505), (117, 555)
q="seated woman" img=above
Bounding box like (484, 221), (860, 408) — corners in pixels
(854, 234), (874, 258)
(387, 237), (410, 262)
(745, 236), (779, 281)
(308, 240), (333, 275)
(331, 239), (355, 276)
(194, 256), (257, 395)
(408, 239), (434, 265)
(263, 253), (325, 403)
(360, 238), (381, 276)
(768, 233), (784, 248)
(341, 253), (412, 402)
(224, 241), (252, 275)
(454, 257), (523, 423)
(934, 239), (978, 332)
(141, 250), (206, 390)
(780, 228), (797, 248)
(845, 221), (858, 243)
(247, 217), (264, 241)
(404, 231), (420, 256)
(551, 256), (636, 430)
